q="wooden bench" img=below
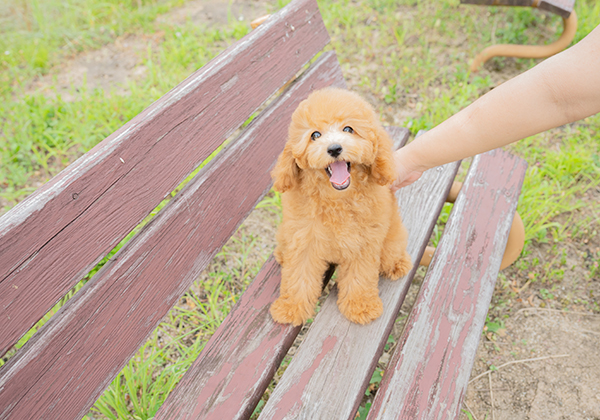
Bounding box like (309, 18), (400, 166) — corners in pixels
(463, 0), (577, 71)
(0, 0), (527, 418)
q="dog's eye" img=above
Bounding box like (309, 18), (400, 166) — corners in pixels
(311, 131), (321, 141)
(343, 126), (354, 134)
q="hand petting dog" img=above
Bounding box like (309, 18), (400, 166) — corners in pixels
(270, 88), (412, 326)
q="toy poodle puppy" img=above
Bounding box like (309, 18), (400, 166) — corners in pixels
(270, 87), (412, 326)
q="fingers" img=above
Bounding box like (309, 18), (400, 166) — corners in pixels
(390, 169), (423, 191)
(391, 146), (425, 191)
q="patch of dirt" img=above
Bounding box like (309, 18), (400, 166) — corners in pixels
(25, 0), (273, 100)
(465, 311), (600, 420)
(26, 34), (155, 100)
(158, 0), (272, 27)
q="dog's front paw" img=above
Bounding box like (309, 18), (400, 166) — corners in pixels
(338, 294), (383, 325)
(270, 296), (313, 326)
(382, 251), (413, 280)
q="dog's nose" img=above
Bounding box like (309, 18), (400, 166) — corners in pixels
(327, 143), (343, 158)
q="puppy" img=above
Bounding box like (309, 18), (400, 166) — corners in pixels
(270, 88), (412, 326)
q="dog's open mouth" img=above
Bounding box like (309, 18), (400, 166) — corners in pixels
(325, 161), (351, 190)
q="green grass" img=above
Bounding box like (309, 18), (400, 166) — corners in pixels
(1, 0), (600, 419)
(0, 18), (250, 208)
(0, 0), (188, 96)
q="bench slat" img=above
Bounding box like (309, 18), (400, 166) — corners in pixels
(538, 0), (575, 17)
(0, 50), (344, 420)
(154, 126), (410, 420)
(155, 258), (299, 420)
(258, 161), (461, 420)
(0, 0), (328, 357)
(367, 150), (527, 420)
(460, 0), (574, 17)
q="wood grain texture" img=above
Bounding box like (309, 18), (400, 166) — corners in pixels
(257, 160), (461, 420)
(459, 0), (573, 17)
(0, 51), (345, 420)
(367, 150), (527, 420)
(0, 0), (329, 358)
(154, 125), (408, 420)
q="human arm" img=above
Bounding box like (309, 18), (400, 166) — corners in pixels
(392, 24), (600, 190)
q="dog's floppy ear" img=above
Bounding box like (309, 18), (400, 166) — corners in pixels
(370, 126), (397, 186)
(271, 142), (300, 192)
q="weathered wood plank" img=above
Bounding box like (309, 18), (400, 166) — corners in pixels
(0, 51), (344, 420)
(538, 0), (575, 17)
(460, 0), (574, 17)
(386, 126), (410, 150)
(0, 0), (329, 358)
(460, 0), (533, 5)
(154, 126), (409, 420)
(257, 160), (461, 420)
(156, 258), (298, 420)
(367, 150), (527, 420)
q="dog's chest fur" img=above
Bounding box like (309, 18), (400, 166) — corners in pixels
(281, 184), (394, 262)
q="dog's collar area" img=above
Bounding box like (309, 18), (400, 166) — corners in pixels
(325, 161), (351, 190)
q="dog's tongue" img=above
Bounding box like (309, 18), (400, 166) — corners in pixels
(329, 161), (350, 185)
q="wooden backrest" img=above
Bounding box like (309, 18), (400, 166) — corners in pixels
(460, 0), (575, 18)
(0, 1), (339, 418)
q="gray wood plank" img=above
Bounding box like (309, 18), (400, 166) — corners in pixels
(0, 51), (344, 420)
(386, 126), (410, 150)
(154, 125), (409, 420)
(460, 0), (574, 17)
(257, 159), (461, 420)
(367, 150), (528, 420)
(539, 0), (575, 17)
(0, 0), (329, 358)
(460, 0), (535, 6)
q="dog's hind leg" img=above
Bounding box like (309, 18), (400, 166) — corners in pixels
(380, 212), (412, 280)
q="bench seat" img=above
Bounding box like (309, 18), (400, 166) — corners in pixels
(0, 1), (527, 419)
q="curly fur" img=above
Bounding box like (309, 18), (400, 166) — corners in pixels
(270, 88), (412, 326)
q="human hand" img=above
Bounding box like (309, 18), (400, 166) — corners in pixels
(390, 147), (424, 192)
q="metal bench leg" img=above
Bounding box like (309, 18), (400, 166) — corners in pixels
(419, 181), (526, 270)
(470, 9), (577, 72)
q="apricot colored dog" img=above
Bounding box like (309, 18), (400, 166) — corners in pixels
(270, 88), (412, 326)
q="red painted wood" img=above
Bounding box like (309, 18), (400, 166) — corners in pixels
(154, 126), (408, 420)
(460, 0), (573, 17)
(367, 150), (527, 420)
(0, 0), (329, 358)
(156, 258), (299, 420)
(258, 159), (461, 420)
(0, 51), (344, 420)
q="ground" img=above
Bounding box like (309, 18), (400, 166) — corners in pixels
(6, 0), (600, 419)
